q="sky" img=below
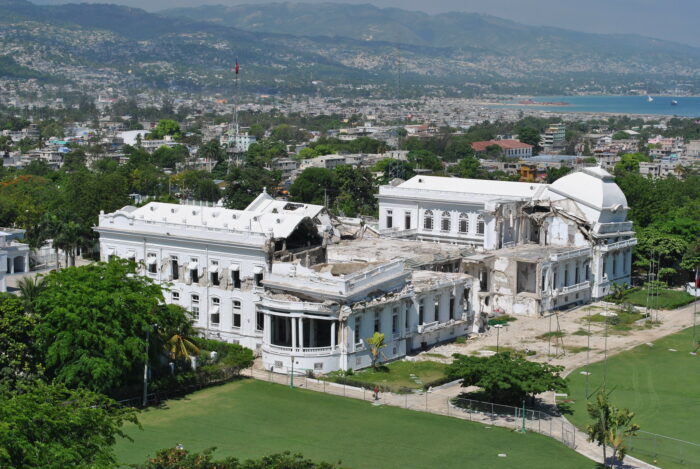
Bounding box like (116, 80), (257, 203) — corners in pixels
(34, 0), (700, 47)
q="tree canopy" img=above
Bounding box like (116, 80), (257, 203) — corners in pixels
(33, 259), (189, 393)
(0, 381), (137, 469)
(446, 352), (567, 404)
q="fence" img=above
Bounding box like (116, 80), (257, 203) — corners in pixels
(250, 368), (577, 450)
(628, 431), (700, 468)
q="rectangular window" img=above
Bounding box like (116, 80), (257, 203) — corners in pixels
(441, 216), (450, 232)
(374, 311), (380, 333)
(450, 296), (456, 320)
(210, 298), (220, 326)
(190, 258), (199, 283)
(147, 254), (157, 273)
(386, 209), (393, 229)
(434, 298), (440, 317)
(405, 212), (411, 229)
(419, 300), (424, 325)
(477, 218), (485, 235)
(392, 313), (398, 334)
(459, 218), (468, 233)
(564, 268), (569, 286)
(211, 260), (219, 286)
(171, 256), (179, 280)
(355, 317), (362, 345)
(172, 291), (179, 303)
(256, 312), (264, 331)
(232, 301), (241, 328)
(191, 294), (199, 320)
(404, 304), (409, 330)
(232, 269), (241, 289)
(254, 272), (263, 287)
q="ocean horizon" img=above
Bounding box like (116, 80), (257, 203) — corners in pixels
(491, 95), (700, 117)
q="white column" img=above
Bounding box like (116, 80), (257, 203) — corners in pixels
(330, 321), (336, 349)
(9, 257), (14, 274)
(24, 254), (29, 272)
(291, 317), (297, 351)
(298, 317), (304, 350)
(264, 314), (271, 345)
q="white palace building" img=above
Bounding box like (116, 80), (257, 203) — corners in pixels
(97, 193), (476, 374)
(377, 167), (636, 316)
(97, 166), (635, 373)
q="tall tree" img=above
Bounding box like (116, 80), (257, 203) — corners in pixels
(0, 381), (137, 469)
(446, 352), (567, 405)
(586, 391), (640, 468)
(33, 259), (184, 393)
(0, 295), (42, 388)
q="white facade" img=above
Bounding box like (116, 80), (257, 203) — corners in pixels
(97, 192), (480, 373)
(378, 168), (636, 315)
(96, 193), (334, 352)
(260, 261), (476, 374)
(0, 230), (31, 292)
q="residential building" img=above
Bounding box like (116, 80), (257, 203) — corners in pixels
(471, 140), (533, 159)
(541, 123), (566, 152)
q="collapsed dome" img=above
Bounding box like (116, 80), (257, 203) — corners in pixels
(545, 167), (629, 224)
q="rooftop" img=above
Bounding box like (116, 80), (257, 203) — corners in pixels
(383, 175), (545, 200)
(471, 139), (533, 151)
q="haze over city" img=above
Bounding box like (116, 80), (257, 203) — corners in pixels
(34, 0), (700, 47)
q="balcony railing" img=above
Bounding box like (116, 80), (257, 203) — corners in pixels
(264, 344), (340, 356)
(599, 238), (637, 252)
(549, 247), (591, 262)
(379, 228), (417, 238)
(558, 281), (591, 295)
(417, 320), (439, 334)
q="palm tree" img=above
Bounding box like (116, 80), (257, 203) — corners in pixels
(366, 332), (387, 370)
(586, 390), (640, 468)
(165, 333), (200, 369)
(17, 275), (46, 314)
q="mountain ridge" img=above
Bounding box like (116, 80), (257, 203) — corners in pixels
(2, 0), (700, 96)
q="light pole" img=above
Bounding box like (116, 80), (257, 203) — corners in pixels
(602, 311), (617, 390)
(290, 355), (295, 389)
(142, 323), (157, 407)
(494, 324), (504, 353)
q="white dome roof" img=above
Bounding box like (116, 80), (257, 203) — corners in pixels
(544, 167), (629, 223)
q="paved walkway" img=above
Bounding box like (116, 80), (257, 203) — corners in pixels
(245, 365), (657, 469)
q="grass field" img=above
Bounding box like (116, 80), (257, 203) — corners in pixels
(114, 379), (594, 469)
(564, 326), (700, 468)
(343, 360), (447, 390)
(610, 288), (695, 310)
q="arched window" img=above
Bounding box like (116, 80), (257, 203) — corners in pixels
(476, 215), (485, 235)
(458, 213), (469, 233)
(423, 210), (433, 230)
(441, 211), (451, 232)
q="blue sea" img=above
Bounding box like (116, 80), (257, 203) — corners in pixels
(495, 95), (700, 117)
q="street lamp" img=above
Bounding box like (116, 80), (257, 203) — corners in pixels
(493, 324), (504, 353)
(143, 323), (158, 407)
(601, 311), (617, 390)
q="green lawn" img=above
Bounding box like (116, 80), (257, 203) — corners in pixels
(611, 288), (695, 310)
(115, 379), (594, 469)
(330, 360), (448, 391)
(564, 326), (700, 468)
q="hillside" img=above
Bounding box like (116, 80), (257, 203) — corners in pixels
(2, 0), (700, 96)
(162, 3), (700, 62)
